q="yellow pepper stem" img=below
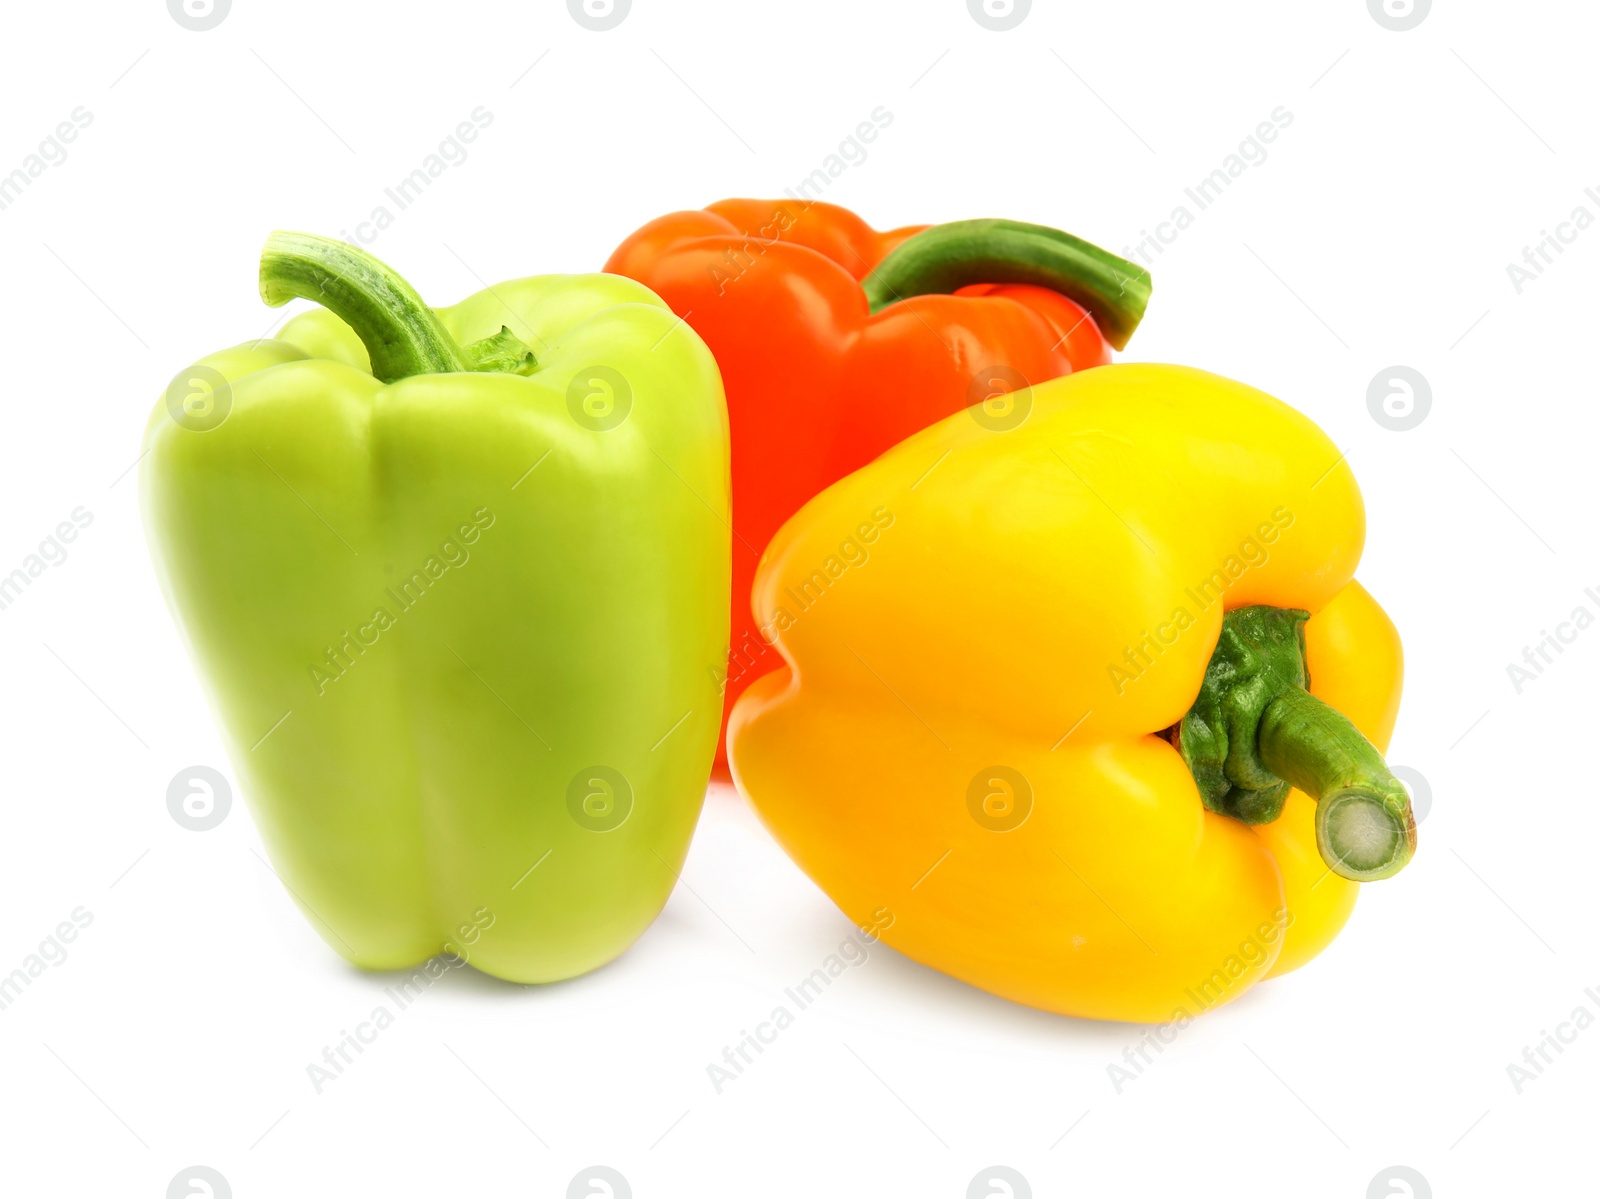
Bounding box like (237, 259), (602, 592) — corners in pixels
(1259, 688), (1417, 882)
(1176, 606), (1416, 883)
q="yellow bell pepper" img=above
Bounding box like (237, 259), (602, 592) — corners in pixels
(727, 363), (1415, 1023)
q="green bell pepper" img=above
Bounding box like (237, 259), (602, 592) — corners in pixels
(141, 232), (730, 983)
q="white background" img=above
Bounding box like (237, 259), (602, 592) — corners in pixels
(0, 1), (1593, 1196)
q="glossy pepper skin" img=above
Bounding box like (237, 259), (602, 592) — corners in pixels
(143, 234), (729, 983)
(727, 364), (1412, 1023)
(606, 200), (1149, 771)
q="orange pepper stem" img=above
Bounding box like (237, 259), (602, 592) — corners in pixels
(1176, 606), (1416, 882)
(859, 218), (1152, 350)
(1259, 688), (1417, 882)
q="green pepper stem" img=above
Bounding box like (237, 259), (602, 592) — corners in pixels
(462, 326), (539, 377)
(1258, 687), (1417, 882)
(859, 218), (1151, 350)
(259, 231), (469, 382)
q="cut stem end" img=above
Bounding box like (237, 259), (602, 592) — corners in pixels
(1317, 789), (1417, 882)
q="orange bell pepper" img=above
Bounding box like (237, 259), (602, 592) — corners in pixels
(605, 201), (1149, 771)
